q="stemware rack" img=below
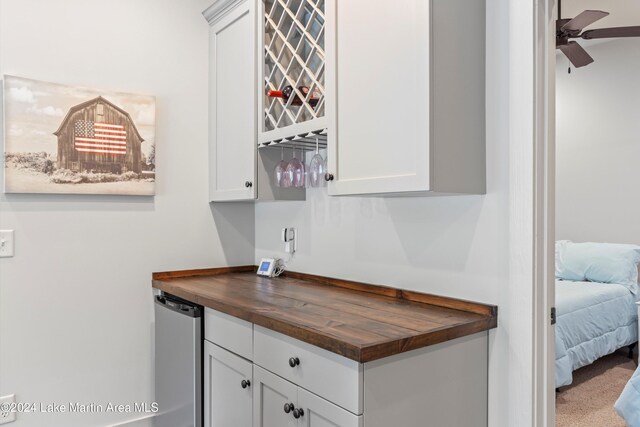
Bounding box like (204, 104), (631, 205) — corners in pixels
(258, 129), (327, 151)
(257, 128), (327, 199)
(260, 0), (327, 145)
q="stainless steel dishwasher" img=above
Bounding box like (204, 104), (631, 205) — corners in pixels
(154, 292), (202, 427)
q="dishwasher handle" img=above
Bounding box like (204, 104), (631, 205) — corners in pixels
(155, 294), (202, 318)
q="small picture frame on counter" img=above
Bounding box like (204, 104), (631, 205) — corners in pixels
(256, 258), (276, 277)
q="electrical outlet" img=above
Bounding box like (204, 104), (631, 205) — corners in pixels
(282, 227), (296, 254)
(0, 394), (16, 424)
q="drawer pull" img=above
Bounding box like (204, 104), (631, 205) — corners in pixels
(241, 379), (251, 389)
(293, 408), (305, 419)
(284, 403), (294, 414)
(288, 357), (300, 367)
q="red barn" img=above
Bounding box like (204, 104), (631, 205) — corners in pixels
(54, 96), (144, 174)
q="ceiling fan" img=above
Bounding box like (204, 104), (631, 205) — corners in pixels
(556, 0), (640, 68)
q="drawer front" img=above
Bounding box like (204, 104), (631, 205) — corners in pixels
(253, 326), (363, 415)
(205, 308), (253, 360)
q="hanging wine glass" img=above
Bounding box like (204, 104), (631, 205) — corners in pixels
(322, 155), (328, 187)
(293, 145), (305, 188)
(274, 146), (288, 187)
(304, 149), (311, 189)
(297, 147), (306, 188)
(286, 145), (305, 188)
(308, 136), (325, 187)
(282, 147), (293, 188)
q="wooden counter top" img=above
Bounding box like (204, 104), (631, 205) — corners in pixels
(152, 266), (497, 363)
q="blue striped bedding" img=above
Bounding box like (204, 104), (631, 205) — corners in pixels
(555, 279), (638, 388)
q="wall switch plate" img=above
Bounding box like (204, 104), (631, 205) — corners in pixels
(0, 394), (16, 424)
(0, 231), (14, 258)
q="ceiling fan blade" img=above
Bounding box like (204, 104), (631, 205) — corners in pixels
(581, 26), (640, 39)
(561, 10), (609, 32)
(558, 41), (594, 67)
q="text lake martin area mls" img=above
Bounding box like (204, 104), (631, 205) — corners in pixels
(2, 401), (159, 415)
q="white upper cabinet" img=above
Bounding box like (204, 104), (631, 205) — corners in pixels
(206, 0), (257, 202)
(325, 0), (486, 196)
(205, 0), (486, 200)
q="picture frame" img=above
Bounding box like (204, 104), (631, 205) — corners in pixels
(3, 75), (156, 195)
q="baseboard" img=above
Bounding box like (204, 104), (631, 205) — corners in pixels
(106, 414), (154, 427)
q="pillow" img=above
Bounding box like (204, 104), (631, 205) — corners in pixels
(555, 241), (640, 294)
(555, 240), (571, 279)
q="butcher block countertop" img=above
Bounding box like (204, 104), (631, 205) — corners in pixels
(152, 266), (498, 363)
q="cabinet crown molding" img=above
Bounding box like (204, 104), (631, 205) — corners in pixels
(202, 0), (246, 25)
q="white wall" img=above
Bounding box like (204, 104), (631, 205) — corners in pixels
(255, 1), (520, 425)
(556, 36), (640, 243)
(0, 1), (254, 426)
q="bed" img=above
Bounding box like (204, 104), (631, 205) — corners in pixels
(616, 363), (640, 426)
(555, 279), (638, 388)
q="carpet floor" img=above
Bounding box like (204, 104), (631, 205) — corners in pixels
(556, 349), (637, 427)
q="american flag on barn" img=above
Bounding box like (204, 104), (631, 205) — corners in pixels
(54, 97), (144, 174)
(74, 120), (127, 155)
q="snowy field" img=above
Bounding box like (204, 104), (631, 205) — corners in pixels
(4, 163), (155, 196)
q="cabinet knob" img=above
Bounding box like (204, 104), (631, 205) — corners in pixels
(288, 357), (300, 367)
(284, 403), (294, 414)
(245, 181), (253, 188)
(241, 379), (251, 389)
(324, 173), (334, 182)
(293, 408), (305, 419)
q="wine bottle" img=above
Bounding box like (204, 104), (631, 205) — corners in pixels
(267, 85), (321, 107)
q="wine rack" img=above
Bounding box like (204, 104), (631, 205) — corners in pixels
(260, 0), (327, 145)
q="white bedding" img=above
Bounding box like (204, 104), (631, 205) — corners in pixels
(555, 279), (637, 388)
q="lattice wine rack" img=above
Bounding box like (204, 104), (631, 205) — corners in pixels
(260, 0), (327, 148)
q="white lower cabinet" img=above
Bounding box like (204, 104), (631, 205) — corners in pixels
(204, 341), (253, 427)
(253, 325), (362, 414)
(204, 309), (365, 427)
(204, 308), (488, 427)
(253, 366), (362, 427)
(253, 366), (297, 427)
(296, 388), (362, 427)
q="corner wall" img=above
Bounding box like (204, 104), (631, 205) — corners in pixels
(0, 1), (254, 426)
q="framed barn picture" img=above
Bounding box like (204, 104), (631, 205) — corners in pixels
(2, 75), (155, 195)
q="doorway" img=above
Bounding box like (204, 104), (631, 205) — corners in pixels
(539, 1), (640, 425)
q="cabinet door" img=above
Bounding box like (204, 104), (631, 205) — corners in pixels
(253, 366), (297, 427)
(204, 341), (253, 427)
(209, 0), (257, 201)
(326, 0), (431, 196)
(296, 389), (363, 427)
